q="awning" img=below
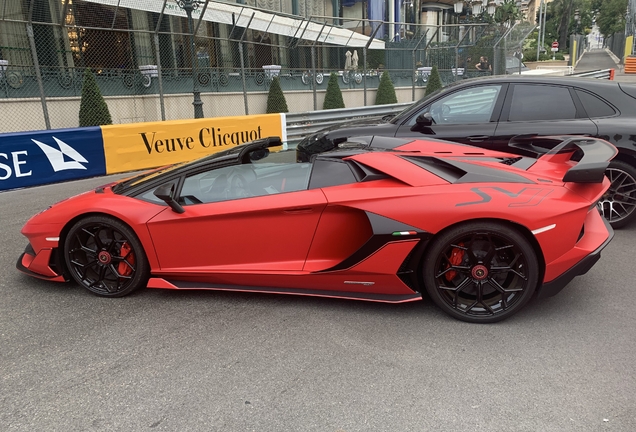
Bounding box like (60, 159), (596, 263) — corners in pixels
(84, 0), (385, 49)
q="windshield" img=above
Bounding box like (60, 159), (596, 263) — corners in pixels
(112, 142), (281, 194)
(111, 163), (186, 193)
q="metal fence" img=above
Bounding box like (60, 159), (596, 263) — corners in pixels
(606, 32), (626, 63)
(0, 0), (535, 134)
(569, 34), (586, 67)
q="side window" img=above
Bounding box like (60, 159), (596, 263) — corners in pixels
(309, 159), (357, 189)
(509, 84), (576, 121)
(409, 85), (502, 126)
(181, 165), (238, 204)
(575, 90), (616, 118)
(180, 163), (312, 205)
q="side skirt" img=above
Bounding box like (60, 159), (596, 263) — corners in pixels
(147, 278), (422, 304)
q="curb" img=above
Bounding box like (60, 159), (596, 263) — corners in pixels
(605, 48), (622, 68)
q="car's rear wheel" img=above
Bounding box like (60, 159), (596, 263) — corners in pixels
(64, 216), (149, 297)
(598, 160), (636, 229)
(423, 222), (539, 323)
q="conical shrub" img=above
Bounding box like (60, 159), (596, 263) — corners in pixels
(425, 65), (443, 96)
(79, 68), (112, 127)
(375, 71), (398, 105)
(266, 77), (289, 113)
(323, 72), (345, 110)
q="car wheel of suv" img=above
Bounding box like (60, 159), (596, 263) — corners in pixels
(598, 160), (636, 229)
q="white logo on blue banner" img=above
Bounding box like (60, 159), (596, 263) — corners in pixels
(31, 137), (89, 172)
(0, 127), (107, 191)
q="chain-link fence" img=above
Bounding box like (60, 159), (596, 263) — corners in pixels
(0, 0), (534, 134)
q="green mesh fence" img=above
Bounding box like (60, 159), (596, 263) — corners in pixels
(0, 0), (533, 133)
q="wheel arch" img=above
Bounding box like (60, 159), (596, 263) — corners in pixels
(613, 150), (636, 167)
(56, 212), (146, 277)
(402, 218), (546, 293)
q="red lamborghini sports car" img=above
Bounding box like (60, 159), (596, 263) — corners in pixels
(18, 136), (615, 323)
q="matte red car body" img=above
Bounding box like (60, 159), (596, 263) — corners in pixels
(18, 137), (614, 305)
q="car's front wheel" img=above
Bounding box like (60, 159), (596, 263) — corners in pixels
(423, 222), (539, 323)
(598, 160), (636, 229)
(64, 216), (149, 297)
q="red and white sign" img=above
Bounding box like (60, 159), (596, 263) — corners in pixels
(551, 41), (559, 52)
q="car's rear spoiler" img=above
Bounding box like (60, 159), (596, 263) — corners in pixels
(508, 135), (617, 183)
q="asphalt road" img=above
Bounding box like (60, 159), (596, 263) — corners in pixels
(1, 174), (635, 432)
(575, 49), (619, 72)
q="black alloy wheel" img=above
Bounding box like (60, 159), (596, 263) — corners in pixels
(598, 160), (636, 229)
(423, 222), (539, 323)
(64, 216), (149, 297)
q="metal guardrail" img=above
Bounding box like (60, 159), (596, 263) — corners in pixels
(570, 69), (612, 79)
(285, 103), (411, 146)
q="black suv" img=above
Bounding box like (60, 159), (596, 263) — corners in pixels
(297, 75), (636, 228)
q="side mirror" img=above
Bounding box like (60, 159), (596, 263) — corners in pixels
(154, 183), (185, 214)
(415, 112), (434, 126)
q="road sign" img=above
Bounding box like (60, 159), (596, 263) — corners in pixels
(551, 41), (559, 52)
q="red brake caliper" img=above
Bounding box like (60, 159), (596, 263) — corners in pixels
(445, 243), (465, 281)
(118, 242), (135, 277)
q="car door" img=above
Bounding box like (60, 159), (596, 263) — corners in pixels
(492, 83), (599, 152)
(394, 83), (507, 147)
(146, 162), (327, 272)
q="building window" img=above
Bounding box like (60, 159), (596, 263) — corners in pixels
(65, 0), (133, 69)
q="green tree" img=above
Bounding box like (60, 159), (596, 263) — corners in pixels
(541, 0), (594, 51)
(375, 71), (398, 105)
(323, 73), (345, 110)
(425, 66), (443, 96)
(494, 0), (521, 27)
(596, 0), (628, 36)
(79, 69), (112, 127)
(266, 77), (289, 113)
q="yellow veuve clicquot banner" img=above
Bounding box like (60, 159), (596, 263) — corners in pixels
(101, 113), (285, 174)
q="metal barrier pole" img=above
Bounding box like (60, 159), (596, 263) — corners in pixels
(363, 47), (368, 106)
(26, 0), (51, 130)
(364, 22), (382, 106)
(536, 0), (543, 61)
(239, 43), (248, 115)
(493, 25), (513, 76)
(311, 46), (317, 111)
(153, 34), (166, 121)
(310, 21), (328, 111)
(411, 29), (428, 101)
(238, 13), (256, 116)
(154, 0), (168, 121)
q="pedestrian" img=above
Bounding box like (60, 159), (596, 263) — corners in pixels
(476, 56), (492, 73)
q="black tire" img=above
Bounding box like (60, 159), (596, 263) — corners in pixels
(64, 216), (149, 297)
(599, 160), (636, 229)
(423, 222), (539, 323)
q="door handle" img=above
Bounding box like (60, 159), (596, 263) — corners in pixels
(467, 135), (489, 142)
(284, 207), (314, 214)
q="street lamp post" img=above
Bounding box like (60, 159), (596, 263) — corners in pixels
(176, 0), (204, 119)
(574, 9), (580, 35)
